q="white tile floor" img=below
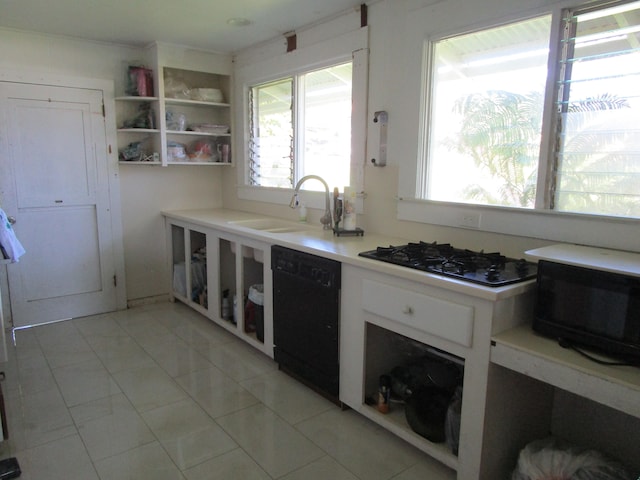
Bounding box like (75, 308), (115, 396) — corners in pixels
(0, 301), (454, 479)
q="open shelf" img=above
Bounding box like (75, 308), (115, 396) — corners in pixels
(491, 324), (640, 418)
(358, 403), (458, 472)
(165, 161), (228, 166)
(118, 161), (161, 166)
(115, 57), (231, 166)
(164, 98), (230, 108)
(115, 96), (159, 102)
(117, 128), (159, 133)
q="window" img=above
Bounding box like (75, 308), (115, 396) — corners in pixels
(421, 0), (640, 218)
(249, 78), (293, 188)
(235, 26), (368, 207)
(248, 62), (353, 191)
(553, 1), (640, 216)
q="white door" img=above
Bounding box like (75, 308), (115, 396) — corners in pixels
(0, 82), (119, 328)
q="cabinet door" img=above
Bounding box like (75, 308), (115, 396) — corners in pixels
(169, 223), (187, 299)
(165, 222), (273, 357)
(215, 234), (272, 356)
(240, 242), (266, 346)
(168, 223), (210, 316)
(187, 229), (208, 309)
(217, 236), (237, 325)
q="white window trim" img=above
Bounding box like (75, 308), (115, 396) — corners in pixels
(398, 4), (640, 254)
(397, 198), (639, 252)
(234, 27), (369, 212)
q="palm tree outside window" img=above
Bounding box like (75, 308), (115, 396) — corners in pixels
(421, 0), (640, 218)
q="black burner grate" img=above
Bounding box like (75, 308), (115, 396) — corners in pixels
(359, 241), (536, 287)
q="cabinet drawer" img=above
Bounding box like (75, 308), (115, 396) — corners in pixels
(362, 279), (474, 347)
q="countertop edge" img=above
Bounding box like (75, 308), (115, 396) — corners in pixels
(526, 244), (640, 277)
(162, 208), (536, 302)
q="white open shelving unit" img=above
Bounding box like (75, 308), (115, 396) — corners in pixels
(116, 44), (232, 167)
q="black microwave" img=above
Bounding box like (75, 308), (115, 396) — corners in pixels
(533, 260), (640, 363)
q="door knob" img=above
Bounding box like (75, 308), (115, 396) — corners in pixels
(7, 216), (16, 225)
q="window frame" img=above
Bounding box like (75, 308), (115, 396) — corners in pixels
(248, 77), (295, 188)
(248, 62), (354, 190)
(398, 2), (639, 253)
(234, 27), (368, 212)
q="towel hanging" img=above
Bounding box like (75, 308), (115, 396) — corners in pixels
(0, 208), (25, 262)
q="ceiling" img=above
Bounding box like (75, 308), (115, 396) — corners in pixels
(0, 0), (365, 54)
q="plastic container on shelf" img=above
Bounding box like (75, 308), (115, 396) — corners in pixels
(126, 65), (154, 97)
(166, 111), (186, 131)
(167, 141), (187, 162)
(244, 284), (264, 342)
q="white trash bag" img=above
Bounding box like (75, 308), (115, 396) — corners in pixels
(512, 437), (633, 480)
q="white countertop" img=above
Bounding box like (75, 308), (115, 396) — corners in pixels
(492, 324), (640, 418)
(526, 243), (640, 277)
(162, 208), (535, 302)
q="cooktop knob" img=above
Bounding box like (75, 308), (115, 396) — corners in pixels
(515, 258), (530, 277)
(485, 265), (501, 281)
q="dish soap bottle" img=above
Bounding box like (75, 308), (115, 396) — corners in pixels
(377, 374), (391, 413)
(299, 203), (307, 222)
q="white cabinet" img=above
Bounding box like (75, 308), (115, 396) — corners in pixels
(168, 222), (210, 315)
(362, 279), (474, 348)
(165, 218), (272, 357)
(215, 232), (272, 355)
(483, 243), (640, 477)
(117, 45), (232, 167)
(160, 67), (231, 166)
(340, 264), (535, 480)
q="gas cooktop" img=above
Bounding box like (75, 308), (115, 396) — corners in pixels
(358, 241), (537, 287)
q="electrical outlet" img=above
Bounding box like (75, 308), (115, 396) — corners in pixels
(459, 211), (481, 229)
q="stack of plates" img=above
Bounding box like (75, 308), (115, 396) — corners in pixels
(191, 124), (229, 135)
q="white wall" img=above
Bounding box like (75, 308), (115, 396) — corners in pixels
(224, 0), (636, 259)
(363, 0), (562, 256)
(222, 0), (551, 258)
(0, 28), (224, 304)
(119, 166), (222, 301)
(1, 0), (635, 307)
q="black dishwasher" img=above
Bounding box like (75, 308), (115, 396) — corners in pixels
(271, 245), (341, 400)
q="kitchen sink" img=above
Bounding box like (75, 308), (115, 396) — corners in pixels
(261, 226), (306, 233)
(227, 218), (310, 233)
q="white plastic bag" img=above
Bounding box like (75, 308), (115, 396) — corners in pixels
(512, 437), (633, 480)
(0, 208), (25, 262)
(445, 385), (462, 455)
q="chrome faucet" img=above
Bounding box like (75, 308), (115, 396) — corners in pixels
(289, 175), (333, 230)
